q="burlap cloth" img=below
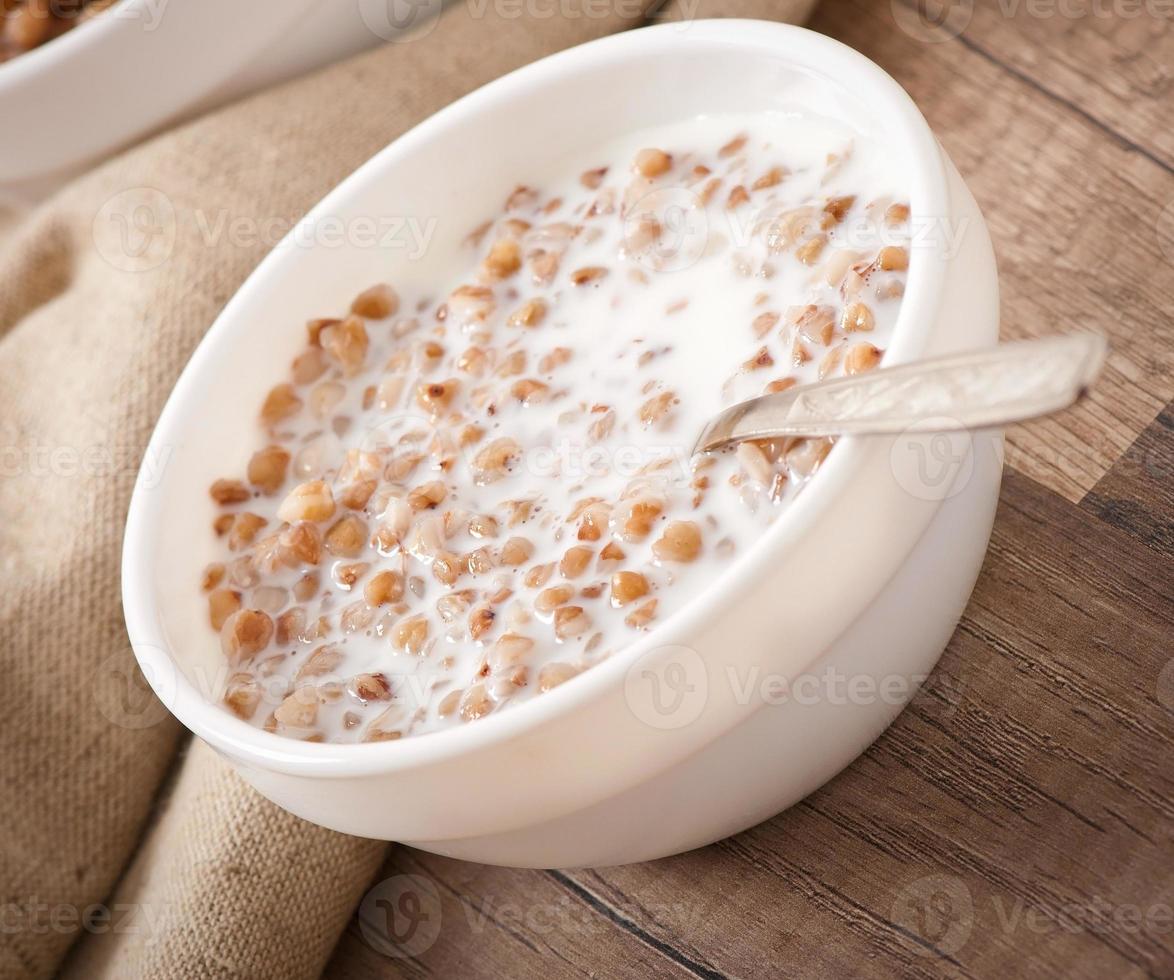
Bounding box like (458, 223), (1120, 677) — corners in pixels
(0, 1), (813, 977)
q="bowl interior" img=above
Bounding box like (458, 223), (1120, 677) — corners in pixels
(124, 21), (945, 759)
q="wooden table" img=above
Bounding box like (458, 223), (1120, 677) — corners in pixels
(326, 2), (1174, 976)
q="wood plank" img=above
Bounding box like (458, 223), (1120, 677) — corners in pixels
(907, 0), (1174, 169)
(1082, 401), (1174, 556)
(325, 848), (694, 979)
(326, 471), (1174, 979)
(808, 0), (1174, 501)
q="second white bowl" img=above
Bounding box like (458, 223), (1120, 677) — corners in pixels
(0, 0), (442, 202)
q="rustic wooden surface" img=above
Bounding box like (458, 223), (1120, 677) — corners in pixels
(325, 2), (1174, 976)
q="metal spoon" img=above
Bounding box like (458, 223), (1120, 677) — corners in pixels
(694, 333), (1108, 455)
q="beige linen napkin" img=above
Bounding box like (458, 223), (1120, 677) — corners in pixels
(0, 1), (813, 978)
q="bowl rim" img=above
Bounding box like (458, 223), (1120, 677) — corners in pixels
(122, 18), (950, 776)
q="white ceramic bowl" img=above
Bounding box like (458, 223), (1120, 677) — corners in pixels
(0, 0), (440, 202)
(123, 20), (1002, 868)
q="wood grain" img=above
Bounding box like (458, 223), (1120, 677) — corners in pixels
(955, 0), (1174, 169)
(327, 850), (683, 979)
(1083, 401), (1174, 556)
(862, 0), (1174, 501)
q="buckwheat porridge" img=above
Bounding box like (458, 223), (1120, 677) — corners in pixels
(201, 112), (912, 742)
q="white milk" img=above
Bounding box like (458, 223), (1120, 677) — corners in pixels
(207, 111), (911, 742)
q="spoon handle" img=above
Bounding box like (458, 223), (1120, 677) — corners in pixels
(694, 333), (1108, 454)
